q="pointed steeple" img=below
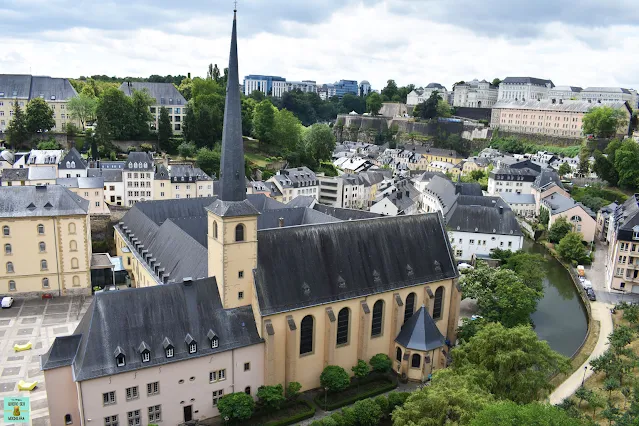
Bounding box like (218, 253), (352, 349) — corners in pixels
(219, 8), (246, 202)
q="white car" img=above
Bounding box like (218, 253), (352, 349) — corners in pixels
(1, 296), (14, 308)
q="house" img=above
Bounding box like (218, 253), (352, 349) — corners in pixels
(605, 195), (639, 293)
(580, 87), (638, 108)
(400, 145), (464, 165)
(596, 201), (619, 242)
(540, 192), (596, 242)
(19, 149), (65, 170)
(531, 168), (569, 215)
(407, 83), (448, 107)
(267, 167), (319, 203)
(88, 168), (125, 206)
(58, 148), (88, 178)
(548, 86), (583, 102)
(123, 152), (154, 206)
(333, 156), (373, 174)
(452, 79), (498, 108)
(0, 185), (91, 296)
(499, 193), (536, 218)
(487, 167), (539, 196)
(497, 77), (554, 102)
(56, 177), (110, 215)
(319, 171), (386, 209)
(246, 180), (283, 202)
(118, 82), (187, 134)
(370, 180), (421, 216)
(153, 164), (214, 200)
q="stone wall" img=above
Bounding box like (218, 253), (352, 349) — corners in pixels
(111, 140), (158, 152)
(494, 130), (582, 146)
(90, 206), (128, 256)
(454, 107), (492, 122)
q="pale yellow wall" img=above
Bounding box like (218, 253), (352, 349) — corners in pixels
(550, 206), (597, 242)
(0, 99), (79, 132)
(421, 154), (463, 165)
(0, 215), (91, 295)
(1, 178), (56, 187)
(43, 366), (81, 425)
(153, 180), (213, 200)
(149, 104), (185, 134)
(153, 180), (171, 200)
(68, 187), (109, 215)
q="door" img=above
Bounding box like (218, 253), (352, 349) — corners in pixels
(183, 405), (193, 422)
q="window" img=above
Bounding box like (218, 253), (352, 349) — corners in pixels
(104, 415), (118, 426)
(147, 405), (161, 422)
(371, 300), (384, 337)
(244, 362), (250, 371)
(4, 243), (11, 255)
(396, 347), (402, 362)
(245, 386), (251, 395)
(189, 342), (197, 353)
(411, 354), (421, 368)
(2, 225), (9, 236)
(508, 241), (512, 248)
(37, 224), (45, 235)
(212, 389), (224, 406)
(142, 351), (150, 363)
(103, 391), (116, 405)
(126, 386), (139, 401)
(42, 278), (50, 288)
(70, 240), (77, 251)
(211, 336), (219, 348)
(6, 262), (14, 273)
(166, 347), (174, 358)
(238, 270), (244, 278)
(213, 221), (218, 239)
(336, 308), (350, 346)
(235, 224), (245, 242)
(404, 292), (416, 324)
(127, 409), (140, 426)
(456, 249), (463, 257)
(116, 354), (125, 366)
(238, 291), (244, 300)
(39, 242), (46, 252)
(65, 414), (73, 424)
(9, 280), (16, 291)
(71, 257), (79, 269)
(72, 276), (80, 287)
(209, 369), (226, 382)
(469, 239), (475, 245)
(300, 315), (314, 355)
(147, 381), (160, 396)
(41, 259), (48, 270)
(433, 286), (444, 320)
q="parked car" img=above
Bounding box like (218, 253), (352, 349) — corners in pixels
(586, 288), (596, 301)
(582, 280), (593, 289)
(1, 296), (14, 308)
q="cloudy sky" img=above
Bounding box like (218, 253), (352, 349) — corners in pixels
(3, 0), (638, 90)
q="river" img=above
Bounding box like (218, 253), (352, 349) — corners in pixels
(525, 240), (588, 357)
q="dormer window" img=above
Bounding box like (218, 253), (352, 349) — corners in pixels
(142, 352), (150, 362)
(66, 161), (71, 168)
(117, 355), (125, 366)
(185, 333), (197, 354)
(166, 347), (174, 358)
(138, 341), (151, 363)
(189, 342), (197, 354)
(71, 161), (75, 168)
(633, 226), (639, 240)
(207, 329), (219, 348)
(162, 337), (174, 358)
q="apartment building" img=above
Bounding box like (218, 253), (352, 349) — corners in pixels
(1, 166), (57, 186)
(58, 148), (87, 178)
(56, 177), (110, 215)
(267, 167), (319, 203)
(318, 171), (385, 209)
(540, 192), (596, 243)
(487, 167), (539, 196)
(407, 83), (448, 106)
(88, 168), (124, 207)
(581, 87), (638, 108)
(154, 164), (214, 200)
(497, 77), (554, 101)
(123, 152), (154, 206)
(548, 86), (583, 102)
(118, 82), (187, 134)
(605, 195), (639, 293)
(0, 185), (91, 297)
(452, 79), (498, 108)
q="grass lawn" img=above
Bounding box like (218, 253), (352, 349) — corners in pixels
(550, 319), (600, 388)
(245, 151), (270, 167)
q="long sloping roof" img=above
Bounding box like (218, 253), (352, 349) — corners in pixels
(59, 148), (87, 170)
(118, 82), (186, 105)
(502, 77), (554, 87)
(445, 195), (522, 236)
(313, 204), (383, 220)
(29, 76), (78, 101)
(254, 214), (457, 315)
(0, 185), (88, 218)
(492, 99), (627, 112)
(395, 306), (445, 351)
(0, 74), (32, 99)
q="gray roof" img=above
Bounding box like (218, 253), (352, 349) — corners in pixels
(274, 167), (318, 189)
(254, 213), (458, 315)
(28, 166), (57, 180)
(413, 171), (447, 183)
(0, 185), (89, 218)
(1, 168), (28, 181)
(257, 207), (339, 229)
(286, 195), (317, 208)
(100, 161), (125, 170)
(124, 152), (154, 170)
(59, 148), (87, 170)
(533, 168), (564, 191)
(87, 168), (122, 183)
(206, 199), (260, 217)
(501, 77), (554, 87)
(582, 87), (632, 94)
(454, 182), (483, 196)
(543, 192), (594, 217)
(551, 86), (583, 93)
(616, 195), (639, 238)
(42, 277), (262, 381)
(492, 99), (628, 112)
(425, 83), (445, 90)
(490, 167), (539, 178)
(395, 306), (445, 352)
(424, 176), (458, 212)
(500, 193), (536, 205)
(169, 165), (212, 182)
(445, 195), (522, 236)
(154, 164), (169, 180)
(56, 177), (104, 189)
(0, 74), (32, 99)
(401, 144), (463, 159)
(118, 82), (186, 105)
(313, 204), (383, 221)
(29, 76), (78, 101)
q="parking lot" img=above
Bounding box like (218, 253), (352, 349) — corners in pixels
(586, 242), (639, 306)
(0, 296), (91, 426)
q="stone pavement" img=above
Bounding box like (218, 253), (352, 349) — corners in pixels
(0, 296), (91, 426)
(587, 242), (639, 305)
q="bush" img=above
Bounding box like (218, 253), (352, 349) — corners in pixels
(340, 407), (357, 426)
(126, 145), (136, 153)
(314, 378), (397, 411)
(257, 384), (285, 410)
(286, 381), (302, 400)
(369, 353), (392, 373)
(262, 400), (316, 426)
(36, 140), (60, 150)
(321, 417), (339, 426)
(217, 392), (255, 423)
(374, 395), (390, 417)
(139, 143), (153, 152)
(387, 392), (410, 412)
(352, 399), (383, 426)
(548, 217), (573, 244)
(557, 232), (589, 264)
(320, 365), (350, 393)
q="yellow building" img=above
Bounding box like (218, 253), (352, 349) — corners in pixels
(0, 185), (92, 296)
(56, 177), (110, 215)
(154, 164), (214, 200)
(1, 166), (57, 186)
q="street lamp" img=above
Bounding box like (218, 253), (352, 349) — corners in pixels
(324, 386), (328, 410)
(581, 365), (588, 386)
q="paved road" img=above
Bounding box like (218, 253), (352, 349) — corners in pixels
(586, 242), (639, 305)
(0, 296), (91, 426)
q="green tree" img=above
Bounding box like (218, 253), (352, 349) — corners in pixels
(273, 108), (302, 154)
(320, 365), (350, 393)
(95, 87), (134, 141)
(457, 317), (489, 344)
(585, 390), (606, 421)
(578, 148), (591, 176)
(539, 207), (550, 227)
(352, 399), (382, 426)
(157, 106), (172, 152)
(592, 150), (618, 185)
(339, 93), (366, 114)
(387, 392), (411, 412)
(557, 232), (588, 264)
(6, 101), (29, 148)
(184, 78), (225, 147)
(413, 91), (443, 120)
(285, 381), (302, 401)
(26, 98), (55, 133)
(381, 79), (399, 101)
(178, 142), (196, 160)
(366, 92), (383, 115)
(451, 323), (570, 403)
(436, 99), (452, 118)
(196, 147), (221, 178)
(582, 106), (628, 138)
(36, 140), (60, 150)
(369, 353), (392, 373)
(613, 140), (639, 189)
(548, 217), (574, 243)
(302, 123), (336, 169)
(67, 93), (98, 130)
(500, 251), (546, 293)
(256, 384), (285, 410)
(177, 77), (193, 101)
(558, 162), (572, 178)
(241, 97), (257, 136)
(491, 78), (502, 87)
(470, 401), (585, 426)
(351, 359), (369, 392)
(252, 99), (276, 148)
(130, 89), (154, 139)
(217, 392), (255, 423)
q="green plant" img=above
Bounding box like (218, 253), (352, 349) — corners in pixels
(374, 395), (390, 417)
(257, 384), (285, 410)
(313, 378), (397, 411)
(351, 398), (382, 426)
(217, 392), (255, 423)
(351, 359), (370, 391)
(139, 143), (153, 152)
(285, 381), (302, 400)
(369, 353), (392, 373)
(320, 365), (350, 393)
(262, 400), (316, 426)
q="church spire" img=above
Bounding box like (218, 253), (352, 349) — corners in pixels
(219, 8), (246, 202)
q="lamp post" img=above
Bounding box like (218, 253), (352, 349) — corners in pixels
(581, 365), (588, 386)
(324, 387), (328, 410)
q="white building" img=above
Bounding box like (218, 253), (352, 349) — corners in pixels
(548, 86), (583, 102)
(406, 83), (448, 106)
(58, 148), (87, 178)
(487, 167), (539, 196)
(452, 79), (498, 108)
(318, 171), (385, 209)
(123, 152), (154, 206)
(580, 87), (638, 108)
(497, 77), (554, 101)
(286, 80), (317, 93)
(499, 193), (536, 218)
(359, 80), (372, 97)
(268, 167), (319, 203)
(88, 168), (125, 206)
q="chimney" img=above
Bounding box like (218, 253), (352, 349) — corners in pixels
(183, 277), (193, 286)
(499, 206), (504, 214)
(405, 190), (409, 197)
(279, 217), (284, 228)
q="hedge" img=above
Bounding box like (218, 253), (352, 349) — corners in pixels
(313, 379), (397, 411)
(261, 400), (316, 426)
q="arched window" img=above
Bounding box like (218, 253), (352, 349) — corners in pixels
(42, 278), (50, 288)
(71, 258), (79, 269)
(570, 215), (583, 232)
(66, 161), (71, 168)
(39, 242), (46, 252)
(64, 414), (73, 424)
(371, 300), (384, 337)
(72, 276), (80, 287)
(2, 225), (9, 236)
(396, 347), (402, 362)
(4, 244), (11, 255)
(6, 262), (14, 273)
(404, 293), (416, 324)
(70, 161), (75, 168)
(37, 224), (45, 235)
(8, 280), (16, 291)
(411, 354), (421, 368)
(41, 259), (48, 270)
(68, 223), (76, 234)
(244, 386), (251, 395)
(300, 315), (314, 355)
(336, 308), (350, 346)
(235, 224), (245, 242)
(213, 221), (218, 239)
(69, 240), (77, 251)
(433, 286), (445, 320)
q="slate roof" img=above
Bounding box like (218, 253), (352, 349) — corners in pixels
(87, 168), (123, 183)
(170, 165), (212, 182)
(313, 204), (383, 221)
(118, 82), (186, 105)
(454, 182), (483, 196)
(413, 171), (447, 183)
(273, 167), (318, 188)
(258, 207), (339, 229)
(401, 144), (463, 159)
(424, 176), (458, 213)
(56, 177), (104, 189)
(551, 86), (583, 93)
(40, 335), (82, 370)
(426, 83), (446, 90)
(542, 192), (595, 217)
(26, 150), (64, 165)
(492, 100), (628, 112)
(582, 87), (632, 94)
(490, 167), (539, 180)
(501, 77), (554, 87)
(29, 76), (78, 101)
(0, 185), (89, 218)
(533, 168), (564, 190)
(0, 74), (32, 99)
(42, 277), (262, 381)
(154, 164), (169, 180)
(59, 148), (87, 170)
(206, 199), (260, 217)
(500, 193), (536, 204)
(286, 195), (317, 208)
(100, 161), (125, 170)
(615, 195), (639, 240)
(254, 214), (457, 315)
(28, 166), (57, 180)
(124, 152), (154, 170)
(445, 195), (522, 236)
(395, 306), (445, 352)
(1, 168), (28, 181)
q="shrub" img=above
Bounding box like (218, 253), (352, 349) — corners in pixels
(352, 398), (383, 426)
(387, 392), (410, 411)
(263, 400), (315, 426)
(351, 359), (370, 390)
(322, 417), (339, 426)
(369, 353), (392, 373)
(37, 140), (60, 150)
(341, 407), (357, 426)
(139, 143), (153, 152)
(217, 392), (255, 423)
(320, 365), (350, 393)
(126, 145), (136, 153)
(548, 217), (572, 244)
(257, 384), (285, 410)
(374, 395), (390, 417)
(329, 413), (345, 426)
(286, 381), (302, 400)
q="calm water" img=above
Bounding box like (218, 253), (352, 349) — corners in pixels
(525, 240), (588, 357)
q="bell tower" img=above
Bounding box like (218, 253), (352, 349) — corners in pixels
(207, 7), (259, 309)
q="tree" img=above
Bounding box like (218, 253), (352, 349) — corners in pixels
(457, 317), (489, 344)
(302, 123), (336, 169)
(592, 150), (618, 186)
(196, 147), (221, 178)
(285, 381), (302, 401)
(252, 99), (276, 147)
(451, 323), (570, 403)
(184, 78), (225, 147)
(6, 100), (29, 148)
(37, 140), (60, 150)
(548, 217), (573, 243)
(351, 360), (369, 392)
(351, 399), (382, 426)
(217, 392), (255, 423)
(178, 142), (196, 160)
(613, 140), (639, 189)
(578, 148), (591, 176)
(273, 108), (302, 154)
(177, 77), (193, 101)
(381, 79), (399, 101)
(95, 87), (134, 141)
(369, 353), (392, 373)
(26, 98), (55, 133)
(339, 94), (366, 114)
(539, 207), (550, 227)
(582, 106), (628, 138)
(436, 99), (452, 118)
(130, 89), (155, 139)
(557, 232), (588, 264)
(320, 365), (350, 393)
(67, 93), (98, 130)
(158, 106), (172, 152)
(585, 390), (605, 421)
(366, 92), (383, 115)
(392, 369), (493, 425)
(470, 401), (585, 426)
(558, 162), (572, 178)
(491, 78), (502, 87)
(241, 97), (257, 136)
(256, 384), (285, 410)
(499, 251), (546, 293)
(413, 91), (443, 120)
